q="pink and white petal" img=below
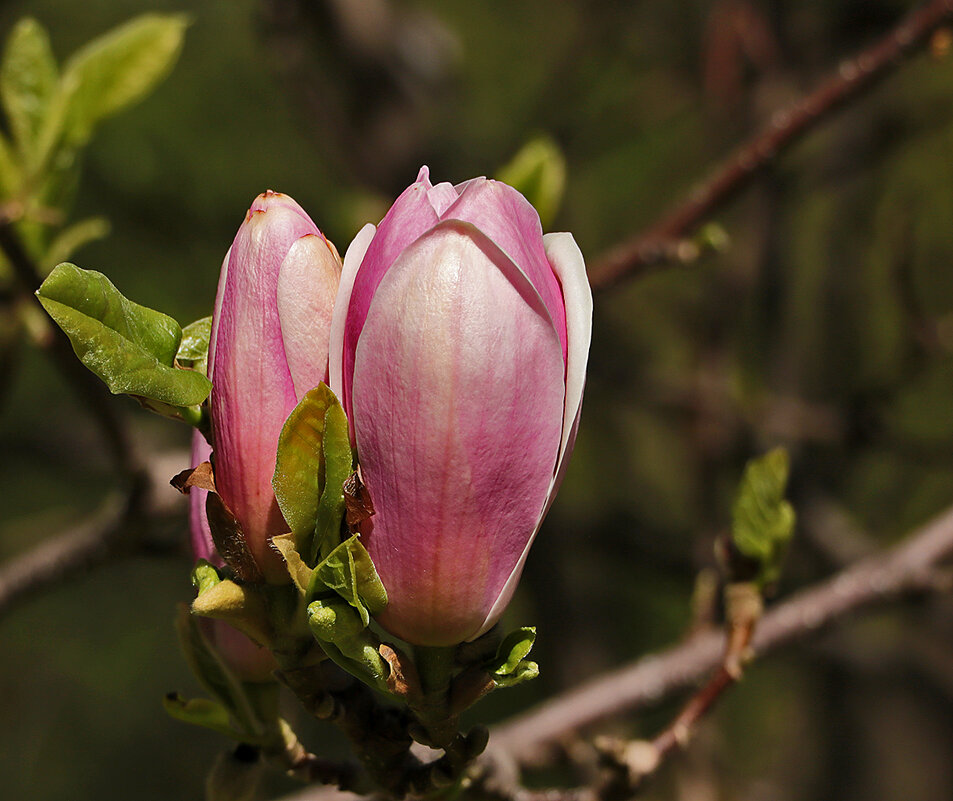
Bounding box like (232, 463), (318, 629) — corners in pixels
(329, 223), (376, 421)
(542, 232), (592, 488)
(277, 234), (341, 397)
(474, 233), (591, 640)
(352, 221), (565, 645)
(341, 171), (442, 420)
(442, 178), (568, 363)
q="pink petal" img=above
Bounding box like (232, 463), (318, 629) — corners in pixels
(442, 178), (568, 365)
(277, 233), (341, 395)
(211, 195), (319, 578)
(340, 169), (440, 423)
(351, 221), (565, 645)
(475, 232), (592, 638)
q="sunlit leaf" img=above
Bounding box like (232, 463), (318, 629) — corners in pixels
(310, 535), (387, 627)
(0, 18), (58, 157)
(59, 13), (188, 146)
(731, 448), (796, 586)
(175, 315), (211, 375)
(273, 384), (352, 560)
(36, 262), (211, 406)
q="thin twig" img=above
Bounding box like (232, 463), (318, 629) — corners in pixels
(590, 0), (953, 290)
(490, 500), (953, 767)
(0, 451), (188, 620)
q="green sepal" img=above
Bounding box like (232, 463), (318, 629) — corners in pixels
(35, 263), (211, 408)
(731, 448), (796, 587)
(485, 627), (538, 688)
(191, 559), (223, 595)
(173, 604), (268, 739)
(310, 534), (387, 627)
(162, 694), (241, 740)
(176, 315), (211, 375)
(272, 384), (352, 561)
(495, 135), (566, 228)
(269, 533), (314, 595)
(191, 578), (272, 649)
(306, 598), (388, 691)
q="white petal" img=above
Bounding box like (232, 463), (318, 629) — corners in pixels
(328, 223), (376, 403)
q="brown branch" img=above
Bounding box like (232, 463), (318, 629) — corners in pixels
(0, 451), (188, 620)
(590, 0), (953, 291)
(489, 500), (953, 767)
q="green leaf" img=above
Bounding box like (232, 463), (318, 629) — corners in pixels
(310, 535), (387, 627)
(0, 130), (21, 196)
(44, 216), (110, 270)
(273, 384), (352, 559)
(306, 598), (388, 690)
(174, 605), (265, 739)
(495, 135), (567, 228)
(493, 660), (539, 688)
(176, 315), (211, 374)
(36, 262), (211, 406)
(313, 400), (351, 562)
(59, 13), (188, 146)
(270, 533), (314, 595)
(0, 18), (58, 157)
(731, 448), (796, 586)
(162, 693), (239, 740)
(487, 627), (536, 678)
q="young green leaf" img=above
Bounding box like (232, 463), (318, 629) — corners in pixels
(36, 262), (211, 406)
(0, 130), (21, 196)
(59, 13), (188, 146)
(162, 693), (239, 740)
(313, 401), (351, 562)
(495, 136), (567, 228)
(273, 384), (352, 560)
(486, 627), (536, 678)
(731, 448), (796, 586)
(310, 535), (387, 627)
(0, 18), (58, 157)
(176, 315), (212, 374)
(174, 604), (266, 739)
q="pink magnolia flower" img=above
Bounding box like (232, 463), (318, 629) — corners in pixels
(209, 191), (341, 581)
(330, 167), (592, 646)
(189, 432), (275, 682)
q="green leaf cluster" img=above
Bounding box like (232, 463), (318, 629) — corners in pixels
(485, 627), (539, 688)
(730, 448), (796, 587)
(167, 604), (278, 745)
(36, 262), (211, 420)
(0, 14), (186, 267)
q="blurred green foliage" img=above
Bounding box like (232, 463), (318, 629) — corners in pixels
(3, 1), (953, 800)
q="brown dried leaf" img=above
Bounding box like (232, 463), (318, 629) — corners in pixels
(206, 492), (262, 583)
(379, 643), (420, 700)
(343, 471), (374, 530)
(170, 461), (215, 494)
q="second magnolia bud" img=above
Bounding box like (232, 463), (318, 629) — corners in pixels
(209, 191), (342, 582)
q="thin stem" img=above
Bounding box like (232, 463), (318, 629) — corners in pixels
(590, 0), (953, 290)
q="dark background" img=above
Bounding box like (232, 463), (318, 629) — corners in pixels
(2, 1), (953, 799)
